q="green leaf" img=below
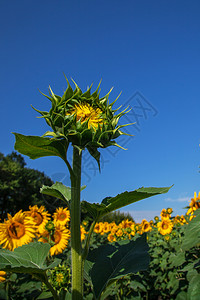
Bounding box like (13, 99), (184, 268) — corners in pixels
(187, 274), (200, 300)
(87, 146), (101, 172)
(182, 209), (200, 251)
(40, 182), (86, 203)
(40, 182), (71, 203)
(84, 234), (149, 299)
(169, 252), (186, 267)
(13, 133), (68, 162)
(175, 291), (187, 300)
(82, 186), (172, 220)
(0, 242), (60, 274)
(37, 291), (53, 299)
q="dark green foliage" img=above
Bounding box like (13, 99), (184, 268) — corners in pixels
(99, 210), (134, 224)
(0, 152), (59, 219)
(85, 234), (149, 299)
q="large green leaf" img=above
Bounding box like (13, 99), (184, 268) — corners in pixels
(82, 186), (172, 220)
(187, 274), (200, 300)
(40, 182), (86, 204)
(0, 242), (60, 274)
(182, 209), (200, 251)
(13, 133), (68, 161)
(84, 234), (149, 299)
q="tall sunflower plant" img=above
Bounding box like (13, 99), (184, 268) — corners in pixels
(0, 77), (171, 300)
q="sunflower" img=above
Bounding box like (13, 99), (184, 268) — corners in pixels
(67, 103), (104, 130)
(0, 271), (6, 282)
(116, 228), (123, 237)
(0, 210), (36, 251)
(110, 223), (118, 234)
(157, 219), (173, 235)
(166, 208), (173, 214)
(119, 219), (134, 229)
(187, 192), (200, 215)
(31, 78), (132, 170)
(101, 222), (111, 234)
(25, 205), (51, 234)
(53, 207), (70, 227)
(107, 233), (116, 243)
(39, 224), (70, 256)
(94, 222), (104, 234)
(141, 219), (152, 233)
(160, 208), (170, 220)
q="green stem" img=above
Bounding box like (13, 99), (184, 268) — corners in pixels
(70, 146), (83, 300)
(82, 220), (96, 260)
(34, 273), (59, 300)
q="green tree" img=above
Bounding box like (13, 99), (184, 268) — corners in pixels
(0, 152), (59, 219)
(100, 208), (134, 224)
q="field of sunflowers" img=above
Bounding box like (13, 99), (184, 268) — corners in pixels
(0, 192), (200, 299)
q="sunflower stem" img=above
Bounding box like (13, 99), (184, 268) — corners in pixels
(70, 146), (83, 300)
(35, 273), (59, 300)
(82, 220), (96, 261)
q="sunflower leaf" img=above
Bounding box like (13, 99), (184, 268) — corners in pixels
(0, 242), (61, 274)
(181, 209), (200, 251)
(84, 234), (149, 299)
(81, 186), (172, 221)
(40, 181), (86, 203)
(13, 133), (69, 162)
(87, 146), (101, 172)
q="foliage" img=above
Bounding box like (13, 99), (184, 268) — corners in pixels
(99, 209), (134, 224)
(0, 152), (63, 219)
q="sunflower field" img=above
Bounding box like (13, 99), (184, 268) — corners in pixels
(0, 192), (200, 300)
(0, 78), (199, 299)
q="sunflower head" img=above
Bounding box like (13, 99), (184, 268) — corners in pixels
(25, 205), (51, 234)
(0, 211), (36, 251)
(141, 219), (152, 233)
(157, 219), (173, 235)
(53, 207), (70, 227)
(34, 77), (132, 168)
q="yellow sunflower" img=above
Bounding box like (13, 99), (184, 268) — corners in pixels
(141, 219), (152, 233)
(157, 219), (173, 235)
(0, 271), (6, 282)
(166, 208), (173, 214)
(107, 233), (116, 243)
(187, 192), (200, 215)
(39, 224), (70, 256)
(53, 207), (70, 227)
(0, 210), (36, 251)
(94, 222), (104, 234)
(25, 205), (51, 234)
(67, 103), (104, 130)
(160, 208), (170, 220)
(110, 223), (118, 234)
(119, 219), (134, 229)
(101, 222), (111, 234)
(116, 228), (123, 237)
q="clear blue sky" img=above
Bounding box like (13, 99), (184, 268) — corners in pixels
(1, 1), (200, 222)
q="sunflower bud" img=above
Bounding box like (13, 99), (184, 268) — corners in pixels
(33, 77), (133, 168)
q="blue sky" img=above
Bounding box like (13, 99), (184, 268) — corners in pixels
(1, 1), (200, 222)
